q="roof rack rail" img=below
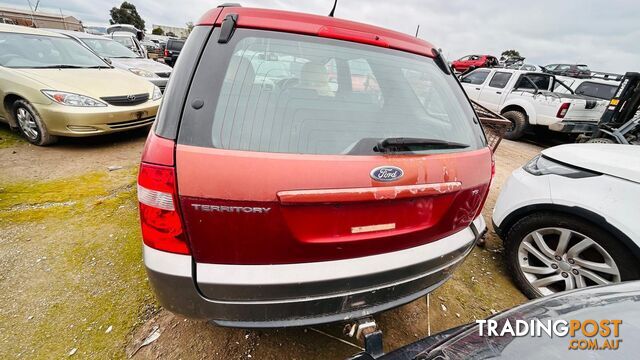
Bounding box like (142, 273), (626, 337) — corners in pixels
(218, 3), (241, 7)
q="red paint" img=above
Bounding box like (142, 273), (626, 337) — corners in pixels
(140, 7), (493, 265)
(451, 55), (497, 72)
(175, 146), (491, 264)
(277, 182), (461, 204)
(197, 7), (435, 57)
(317, 26), (389, 48)
(141, 130), (175, 166)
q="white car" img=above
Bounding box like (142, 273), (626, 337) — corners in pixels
(460, 68), (608, 140)
(554, 75), (620, 101)
(493, 143), (640, 299)
(48, 29), (172, 92)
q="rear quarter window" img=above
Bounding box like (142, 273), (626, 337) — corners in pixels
(178, 29), (485, 155)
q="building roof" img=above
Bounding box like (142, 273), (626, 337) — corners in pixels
(0, 23), (67, 37)
(0, 6), (80, 22)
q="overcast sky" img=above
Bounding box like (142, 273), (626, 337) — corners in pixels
(2, 0), (638, 73)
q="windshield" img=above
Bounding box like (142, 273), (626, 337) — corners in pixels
(0, 32), (108, 68)
(80, 38), (138, 58)
(113, 36), (135, 48)
(179, 29), (485, 155)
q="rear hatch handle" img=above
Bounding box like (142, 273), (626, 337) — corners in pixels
(277, 182), (462, 204)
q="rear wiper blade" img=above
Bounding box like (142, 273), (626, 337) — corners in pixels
(374, 137), (469, 153)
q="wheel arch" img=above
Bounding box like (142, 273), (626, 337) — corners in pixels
(495, 203), (640, 261)
(500, 101), (535, 124)
(2, 93), (26, 128)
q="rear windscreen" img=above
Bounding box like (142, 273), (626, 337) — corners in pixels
(178, 29), (485, 155)
(575, 81), (617, 100)
(168, 40), (184, 51)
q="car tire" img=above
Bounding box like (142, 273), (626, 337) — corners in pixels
(12, 100), (57, 146)
(501, 110), (528, 140)
(505, 212), (639, 299)
(586, 137), (616, 144)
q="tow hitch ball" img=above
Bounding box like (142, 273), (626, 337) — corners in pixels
(344, 318), (384, 359)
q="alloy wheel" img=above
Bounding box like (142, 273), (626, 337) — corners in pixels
(517, 227), (621, 296)
(16, 107), (39, 140)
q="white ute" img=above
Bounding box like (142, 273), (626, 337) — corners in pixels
(460, 69), (608, 139)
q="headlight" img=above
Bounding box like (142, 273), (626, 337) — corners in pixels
(129, 68), (158, 78)
(42, 90), (106, 107)
(151, 86), (162, 101)
(523, 154), (599, 178)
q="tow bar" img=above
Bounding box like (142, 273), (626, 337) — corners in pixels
(344, 317), (384, 359)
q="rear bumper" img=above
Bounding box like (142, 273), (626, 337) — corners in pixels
(144, 216), (486, 328)
(548, 121), (599, 133)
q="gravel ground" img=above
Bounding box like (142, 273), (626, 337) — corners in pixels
(0, 124), (543, 359)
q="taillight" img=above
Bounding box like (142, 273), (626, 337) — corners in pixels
(137, 163), (190, 255)
(556, 102), (570, 118)
(164, 49), (169, 57)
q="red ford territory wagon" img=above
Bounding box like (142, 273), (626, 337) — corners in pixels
(138, 4), (493, 327)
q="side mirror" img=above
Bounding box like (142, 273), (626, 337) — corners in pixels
(102, 57), (112, 65)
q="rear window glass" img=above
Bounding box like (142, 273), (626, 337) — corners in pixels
(461, 70), (490, 85)
(516, 73), (551, 91)
(575, 81), (617, 100)
(167, 40), (184, 51)
(179, 29), (484, 155)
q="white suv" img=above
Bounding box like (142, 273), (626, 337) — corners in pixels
(493, 143), (640, 298)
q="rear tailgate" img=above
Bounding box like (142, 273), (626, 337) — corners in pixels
(561, 95), (608, 122)
(176, 147), (491, 265)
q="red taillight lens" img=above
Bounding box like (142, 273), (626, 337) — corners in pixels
(138, 163), (190, 255)
(164, 49), (169, 57)
(557, 102), (570, 118)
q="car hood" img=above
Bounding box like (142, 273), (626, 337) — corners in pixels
(376, 282), (640, 360)
(110, 58), (172, 73)
(12, 68), (154, 98)
(542, 143), (640, 183)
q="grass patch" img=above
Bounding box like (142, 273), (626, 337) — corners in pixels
(0, 126), (22, 149)
(0, 167), (156, 359)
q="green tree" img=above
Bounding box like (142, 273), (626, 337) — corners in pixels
(152, 27), (164, 35)
(185, 21), (194, 35)
(109, 2), (145, 30)
(501, 49), (521, 58)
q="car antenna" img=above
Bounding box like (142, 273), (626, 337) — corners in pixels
(415, 25), (420, 37)
(329, 0), (337, 17)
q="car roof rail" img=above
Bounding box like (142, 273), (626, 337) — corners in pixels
(218, 3), (241, 7)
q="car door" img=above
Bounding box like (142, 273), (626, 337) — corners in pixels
(478, 71), (513, 111)
(460, 69), (491, 101)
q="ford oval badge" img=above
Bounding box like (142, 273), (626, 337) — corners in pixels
(370, 166), (404, 182)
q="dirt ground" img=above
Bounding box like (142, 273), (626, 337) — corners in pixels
(0, 124), (543, 359)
